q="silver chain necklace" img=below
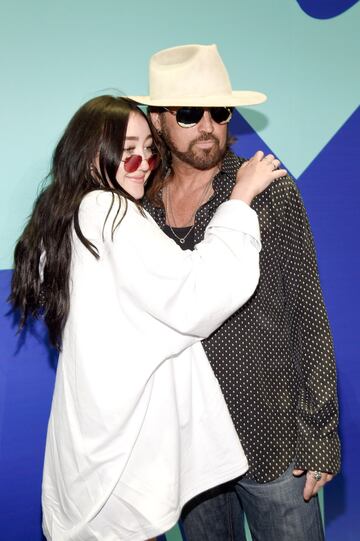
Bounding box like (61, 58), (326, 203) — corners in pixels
(164, 178), (213, 245)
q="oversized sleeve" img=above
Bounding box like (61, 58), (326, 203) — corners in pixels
(276, 177), (340, 474)
(78, 191), (261, 362)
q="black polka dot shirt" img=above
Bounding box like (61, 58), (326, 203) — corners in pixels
(143, 152), (340, 482)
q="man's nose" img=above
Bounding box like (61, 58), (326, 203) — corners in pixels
(197, 110), (214, 133)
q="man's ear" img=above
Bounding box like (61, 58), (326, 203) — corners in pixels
(150, 111), (161, 132)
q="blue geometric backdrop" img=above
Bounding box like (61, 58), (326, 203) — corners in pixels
(0, 1), (359, 540)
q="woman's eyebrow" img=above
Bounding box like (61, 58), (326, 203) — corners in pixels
(125, 134), (153, 141)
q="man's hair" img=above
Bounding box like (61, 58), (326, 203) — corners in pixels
(10, 95), (149, 349)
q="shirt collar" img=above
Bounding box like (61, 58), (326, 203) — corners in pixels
(214, 151), (245, 190)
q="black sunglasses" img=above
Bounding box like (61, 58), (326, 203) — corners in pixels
(163, 107), (233, 128)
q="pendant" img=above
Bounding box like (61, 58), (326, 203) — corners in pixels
(180, 238), (185, 244)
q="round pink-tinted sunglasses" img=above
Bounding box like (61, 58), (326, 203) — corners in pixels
(123, 154), (158, 173)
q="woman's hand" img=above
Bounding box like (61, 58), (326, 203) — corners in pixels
(230, 151), (287, 205)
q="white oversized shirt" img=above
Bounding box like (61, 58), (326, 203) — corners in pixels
(42, 191), (261, 541)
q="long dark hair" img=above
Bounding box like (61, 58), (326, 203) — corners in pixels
(10, 95), (149, 349)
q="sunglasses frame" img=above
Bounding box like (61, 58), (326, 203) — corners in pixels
(163, 106), (233, 128)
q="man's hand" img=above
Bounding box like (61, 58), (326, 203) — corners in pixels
(293, 468), (334, 501)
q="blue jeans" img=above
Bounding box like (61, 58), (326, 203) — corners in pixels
(181, 465), (325, 541)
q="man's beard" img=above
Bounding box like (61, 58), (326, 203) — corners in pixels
(160, 118), (227, 171)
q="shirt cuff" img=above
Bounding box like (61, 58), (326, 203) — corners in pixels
(294, 432), (341, 475)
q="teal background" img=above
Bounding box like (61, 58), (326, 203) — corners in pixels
(1, 0), (359, 269)
(0, 1), (359, 540)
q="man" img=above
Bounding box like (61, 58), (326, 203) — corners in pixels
(130, 44), (340, 541)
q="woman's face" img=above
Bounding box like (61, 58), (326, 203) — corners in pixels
(115, 112), (154, 200)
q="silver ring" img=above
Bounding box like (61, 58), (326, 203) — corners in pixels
(312, 471), (322, 482)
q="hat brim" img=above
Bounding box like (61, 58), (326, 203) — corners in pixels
(127, 90), (267, 107)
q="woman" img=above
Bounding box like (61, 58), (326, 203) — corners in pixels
(10, 96), (286, 540)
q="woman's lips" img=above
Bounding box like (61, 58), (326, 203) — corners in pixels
(128, 175), (145, 184)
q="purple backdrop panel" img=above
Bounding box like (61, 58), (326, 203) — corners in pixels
(0, 269), (55, 541)
(296, 0), (358, 19)
(299, 107), (360, 541)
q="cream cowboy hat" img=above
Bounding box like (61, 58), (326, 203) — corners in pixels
(129, 44), (267, 107)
